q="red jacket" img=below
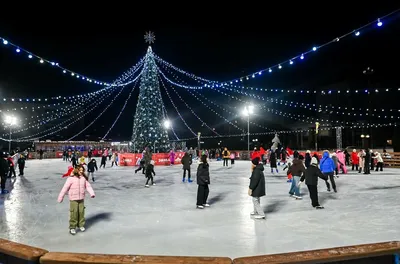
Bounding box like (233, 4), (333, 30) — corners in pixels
(351, 152), (359, 165)
(7, 157), (14, 167)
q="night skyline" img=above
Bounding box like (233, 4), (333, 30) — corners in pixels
(0, 6), (399, 150)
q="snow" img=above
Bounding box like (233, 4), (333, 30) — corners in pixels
(0, 158), (399, 258)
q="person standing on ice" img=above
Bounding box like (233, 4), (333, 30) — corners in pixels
(358, 149), (365, 173)
(351, 149), (359, 171)
(336, 150), (347, 174)
(304, 151), (312, 168)
(299, 157), (327, 209)
(222, 147), (230, 166)
(0, 153), (9, 194)
(181, 152), (192, 182)
(269, 150), (278, 173)
(248, 157), (266, 219)
(196, 154), (210, 209)
(145, 160), (156, 187)
(58, 165), (95, 235)
(287, 155), (305, 199)
(87, 159), (98, 182)
(169, 150), (175, 166)
(373, 151), (384, 171)
(320, 150), (337, 192)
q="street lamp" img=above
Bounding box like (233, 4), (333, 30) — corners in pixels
(242, 104), (254, 156)
(163, 119), (171, 128)
(4, 115), (17, 153)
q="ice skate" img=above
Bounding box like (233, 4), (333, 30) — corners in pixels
(1, 189), (9, 194)
(145, 184), (150, 188)
(196, 205), (204, 209)
(70, 229), (76, 235)
(250, 212), (257, 216)
(203, 203), (210, 207)
(79, 227), (85, 232)
(254, 215), (265, 219)
(315, 206), (325, 209)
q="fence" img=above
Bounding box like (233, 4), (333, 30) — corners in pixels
(1, 238), (399, 264)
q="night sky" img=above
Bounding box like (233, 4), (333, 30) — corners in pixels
(0, 5), (399, 149)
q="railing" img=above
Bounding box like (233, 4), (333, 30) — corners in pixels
(0, 238), (399, 264)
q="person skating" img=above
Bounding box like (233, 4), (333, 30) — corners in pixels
(222, 147), (230, 166)
(299, 157), (328, 209)
(0, 153), (9, 194)
(196, 154), (210, 209)
(320, 150), (337, 192)
(58, 165), (95, 235)
(304, 150), (312, 168)
(287, 155), (306, 199)
(145, 160), (156, 187)
(331, 152), (339, 176)
(87, 159), (98, 182)
(248, 157), (266, 219)
(364, 148), (371, 174)
(17, 154), (26, 176)
(181, 152), (192, 182)
(7, 154), (16, 178)
(269, 150), (279, 173)
(374, 151), (384, 171)
(351, 149), (359, 171)
(135, 151), (146, 174)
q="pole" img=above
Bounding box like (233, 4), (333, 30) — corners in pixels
(8, 126), (11, 153)
(197, 132), (201, 157)
(315, 133), (318, 152)
(247, 115), (250, 159)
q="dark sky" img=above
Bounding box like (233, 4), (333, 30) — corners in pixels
(0, 5), (399, 145)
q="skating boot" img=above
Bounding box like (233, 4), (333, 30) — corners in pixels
(188, 179), (193, 183)
(1, 189), (9, 194)
(70, 229), (76, 235)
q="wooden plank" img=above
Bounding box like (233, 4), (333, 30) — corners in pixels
(233, 241), (400, 264)
(40, 252), (232, 264)
(0, 238), (48, 262)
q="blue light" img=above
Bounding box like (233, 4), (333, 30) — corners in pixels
(269, 68), (272, 73)
(278, 65), (282, 69)
(2, 39), (8, 45)
(258, 71), (262, 75)
(289, 60), (293, 65)
(312, 47), (317, 51)
(377, 19), (383, 27)
(355, 31), (360, 36)
(16, 48), (20, 53)
(300, 54), (304, 59)
(28, 54), (32, 58)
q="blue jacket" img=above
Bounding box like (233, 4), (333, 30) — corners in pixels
(319, 151), (335, 173)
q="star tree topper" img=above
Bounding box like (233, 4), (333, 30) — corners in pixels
(144, 31), (156, 44)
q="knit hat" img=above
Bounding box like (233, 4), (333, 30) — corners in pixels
(251, 157), (260, 165)
(311, 157), (318, 165)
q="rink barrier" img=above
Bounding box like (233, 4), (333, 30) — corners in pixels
(232, 241), (400, 264)
(39, 252), (232, 264)
(0, 238), (400, 264)
(0, 238), (48, 264)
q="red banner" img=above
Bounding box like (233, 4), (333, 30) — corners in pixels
(118, 152), (186, 166)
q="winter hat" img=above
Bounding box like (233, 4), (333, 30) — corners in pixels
(306, 150), (311, 154)
(251, 157), (260, 165)
(353, 149), (356, 152)
(311, 157), (318, 165)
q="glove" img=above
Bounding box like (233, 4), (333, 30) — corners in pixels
(248, 188), (252, 196)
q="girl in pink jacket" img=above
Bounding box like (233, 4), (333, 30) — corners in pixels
(58, 165), (95, 235)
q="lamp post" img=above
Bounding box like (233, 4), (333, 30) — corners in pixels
(162, 119), (171, 153)
(4, 115), (17, 153)
(242, 105), (254, 158)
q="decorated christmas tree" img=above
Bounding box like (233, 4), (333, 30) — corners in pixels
(131, 39), (170, 152)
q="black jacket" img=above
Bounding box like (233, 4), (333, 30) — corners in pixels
(181, 154), (192, 170)
(145, 164), (155, 178)
(87, 160), (98, 172)
(300, 165), (328, 185)
(287, 159), (306, 177)
(305, 153), (311, 168)
(196, 162), (210, 185)
(249, 164), (266, 197)
(0, 158), (9, 175)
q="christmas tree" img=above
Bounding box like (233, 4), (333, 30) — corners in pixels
(131, 45), (170, 152)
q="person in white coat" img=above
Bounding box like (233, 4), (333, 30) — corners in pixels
(374, 152), (384, 171)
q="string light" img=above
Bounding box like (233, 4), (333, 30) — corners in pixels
(0, 36), (145, 87)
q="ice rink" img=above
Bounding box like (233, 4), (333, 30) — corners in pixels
(0, 158), (399, 258)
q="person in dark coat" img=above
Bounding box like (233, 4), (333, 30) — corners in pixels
(269, 150), (278, 173)
(181, 152), (193, 182)
(17, 154), (26, 176)
(196, 155), (210, 209)
(87, 159), (98, 182)
(248, 157), (266, 219)
(364, 148), (371, 174)
(287, 155), (306, 199)
(0, 153), (9, 194)
(299, 157), (328, 209)
(145, 160), (156, 187)
(304, 151), (312, 168)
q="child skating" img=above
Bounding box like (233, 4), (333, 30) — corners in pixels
(58, 165), (95, 235)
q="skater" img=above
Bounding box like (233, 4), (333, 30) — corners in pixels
(196, 154), (210, 209)
(222, 147), (230, 166)
(358, 149), (365, 173)
(336, 150), (347, 174)
(87, 159), (98, 182)
(248, 157), (266, 219)
(181, 152), (192, 182)
(320, 150), (337, 192)
(304, 150), (312, 168)
(351, 149), (359, 171)
(7, 154), (16, 178)
(299, 157), (328, 209)
(58, 165), (95, 235)
(71, 154), (78, 168)
(287, 155), (305, 199)
(17, 154), (26, 176)
(269, 150), (279, 173)
(331, 152), (339, 176)
(230, 152), (235, 165)
(100, 152), (107, 169)
(0, 153), (9, 194)
(111, 153), (118, 167)
(169, 149), (175, 166)
(364, 148), (371, 174)
(145, 160), (156, 187)
(374, 151), (384, 171)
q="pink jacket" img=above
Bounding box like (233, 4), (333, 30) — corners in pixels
(58, 176), (95, 202)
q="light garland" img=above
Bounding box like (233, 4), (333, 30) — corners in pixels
(0, 36), (146, 87)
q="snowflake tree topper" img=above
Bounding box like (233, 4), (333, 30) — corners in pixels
(144, 31), (156, 44)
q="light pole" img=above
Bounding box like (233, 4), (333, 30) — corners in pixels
(242, 105), (254, 157)
(4, 115), (17, 153)
(163, 119), (171, 152)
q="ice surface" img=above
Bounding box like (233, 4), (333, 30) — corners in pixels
(0, 158), (399, 258)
